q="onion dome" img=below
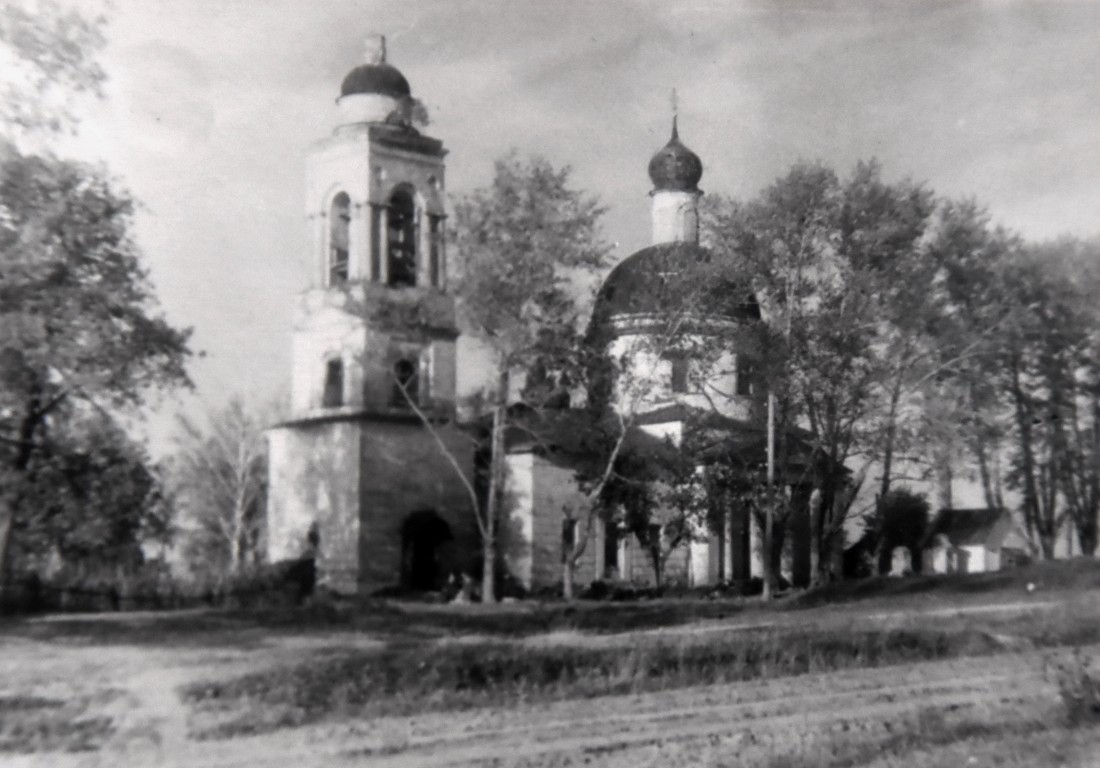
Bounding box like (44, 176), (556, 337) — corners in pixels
(590, 242), (759, 326)
(647, 117), (703, 193)
(339, 36), (411, 99)
(340, 62), (410, 99)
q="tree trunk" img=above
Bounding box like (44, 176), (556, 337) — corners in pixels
(0, 494), (13, 590)
(0, 405), (42, 590)
(1079, 519), (1098, 557)
(935, 460), (953, 512)
(809, 488), (823, 587)
(481, 368), (510, 604)
(562, 557), (575, 600)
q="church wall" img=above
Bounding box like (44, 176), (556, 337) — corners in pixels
(607, 333), (754, 421)
(291, 294), (367, 413)
(651, 190), (699, 244)
(267, 420), (362, 593)
(501, 453), (535, 589)
(358, 419), (478, 592)
(529, 457), (599, 589)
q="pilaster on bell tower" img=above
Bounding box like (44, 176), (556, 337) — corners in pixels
(290, 38), (458, 421)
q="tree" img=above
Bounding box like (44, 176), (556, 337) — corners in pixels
(861, 486), (930, 575)
(402, 152), (611, 602)
(0, 2), (193, 583)
(596, 435), (705, 589)
(169, 397), (271, 578)
(707, 160), (937, 585)
(0, 0), (107, 143)
(10, 414), (168, 579)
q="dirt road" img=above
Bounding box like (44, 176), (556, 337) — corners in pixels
(1, 598), (1092, 767)
(2, 645), (1081, 768)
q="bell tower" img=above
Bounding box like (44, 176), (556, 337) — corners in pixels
(291, 36), (457, 421)
(268, 40), (477, 596)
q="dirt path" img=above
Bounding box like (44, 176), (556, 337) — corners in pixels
(5, 646), (1074, 768)
(0, 597), (1083, 768)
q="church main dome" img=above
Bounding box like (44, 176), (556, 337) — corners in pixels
(340, 62), (411, 99)
(591, 241), (759, 326)
(647, 117), (703, 192)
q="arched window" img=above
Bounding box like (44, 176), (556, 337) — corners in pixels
(322, 358), (344, 407)
(329, 192), (350, 285)
(387, 186), (417, 287)
(392, 358), (419, 407)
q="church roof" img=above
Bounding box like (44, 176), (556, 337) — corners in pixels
(648, 116), (703, 193)
(340, 61), (411, 99)
(502, 403), (828, 481)
(591, 241), (759, 325)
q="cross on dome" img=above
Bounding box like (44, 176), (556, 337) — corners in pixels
(364, 34), (387, 64)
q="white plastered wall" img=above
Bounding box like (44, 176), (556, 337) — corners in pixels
(607, 333), (753, 421)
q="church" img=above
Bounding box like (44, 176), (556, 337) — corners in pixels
(266, 44), (816, 596)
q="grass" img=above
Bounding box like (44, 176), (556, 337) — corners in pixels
(759, 706), (1091, 768)
(7, 558), (1098, 649)
(0, 694), (116, 753)
(786, 557), (1100, 610)
(181, 597), (1100, 739)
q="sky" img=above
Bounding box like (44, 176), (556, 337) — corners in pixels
(66, 0), (1100, 446)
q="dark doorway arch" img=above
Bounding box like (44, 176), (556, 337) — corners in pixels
(401, 509), (454, 591)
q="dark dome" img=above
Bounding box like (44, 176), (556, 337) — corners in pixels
(340, 62), (411, 99)
(591, 242), (759, 327)
(647, 117), (703, 192)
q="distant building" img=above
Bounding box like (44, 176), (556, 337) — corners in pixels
(922, 508), (1030, 574)
(266, 43), (821, 596)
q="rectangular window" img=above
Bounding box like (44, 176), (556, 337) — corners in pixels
(562, 518), (577, 563)
(669, 356), (689, 394)
(602, 522), (619, 579)
(369, 205), (382, 282)
(322, 359), (343, 407)
(736, 357), (754, 396)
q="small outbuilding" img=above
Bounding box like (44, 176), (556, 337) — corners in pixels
(921, 508), (1030, 574)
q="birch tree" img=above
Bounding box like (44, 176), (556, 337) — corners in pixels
(171, 397), (269, 577)
(429, 153), (612, 602)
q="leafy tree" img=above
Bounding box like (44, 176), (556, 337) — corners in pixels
(597, 435), (706, 589)
(0, 2), (193, 583)
(11, 414), (168, 578)
(986, 238), (1100, 558)
(0, 0), (107, 142)
(400, 152), (611, 602)
(169, 397), (272, 578)
(707, 160), (936, 585)
(861, 486), (930, 575)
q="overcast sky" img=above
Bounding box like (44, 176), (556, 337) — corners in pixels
(70, 0), (1100, 440)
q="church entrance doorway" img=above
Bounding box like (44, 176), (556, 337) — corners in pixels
(401, 509), (454, 591)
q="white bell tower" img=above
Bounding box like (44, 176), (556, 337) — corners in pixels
(290, 38), (457, 421)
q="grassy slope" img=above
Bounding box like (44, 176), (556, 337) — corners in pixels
(3, 558), (1098, 759)
(177, 561), (1100, 739)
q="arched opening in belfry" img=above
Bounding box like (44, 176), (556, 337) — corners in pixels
(401, 509), (454, 591)
(329, 192), (350, 284)
(387, 185), (418, 287)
